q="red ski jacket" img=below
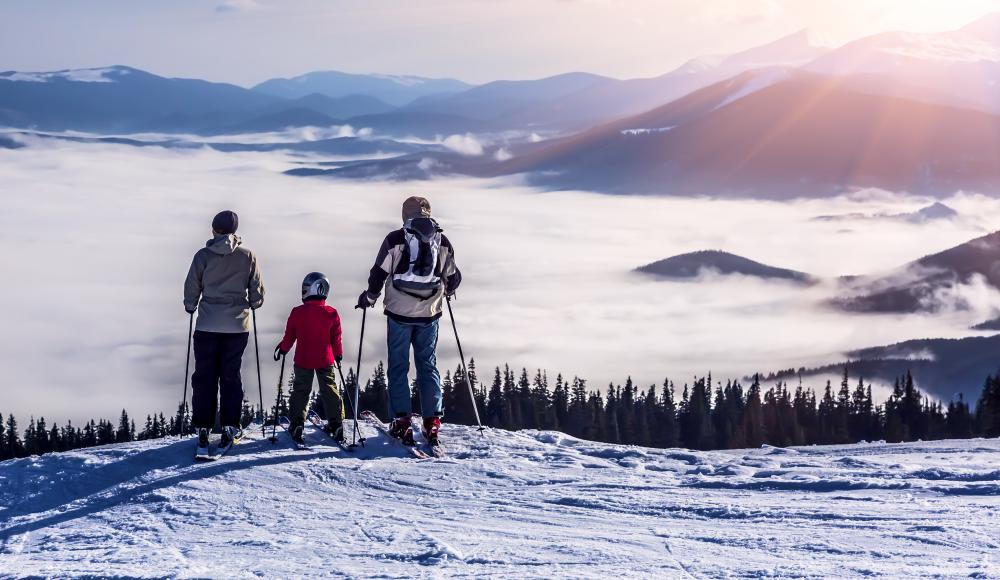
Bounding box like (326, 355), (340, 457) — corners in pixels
(278, 300), (344, 369)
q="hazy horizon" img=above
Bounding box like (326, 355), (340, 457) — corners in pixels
(3, 0), (1000, 86)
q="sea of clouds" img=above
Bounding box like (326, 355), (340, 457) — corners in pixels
(2, 133), (1000, 423)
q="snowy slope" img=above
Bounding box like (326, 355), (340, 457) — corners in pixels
(1, 424), (999, 578)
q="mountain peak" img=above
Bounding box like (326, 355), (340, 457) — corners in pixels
(959, 11), (1000, 39)
(721, 28), (827, 69)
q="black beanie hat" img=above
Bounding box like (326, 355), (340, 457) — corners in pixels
(212, 210), (239, 235)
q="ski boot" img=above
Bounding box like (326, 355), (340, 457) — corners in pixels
(422, 416), (441, 446)
(389, 415), (415, 446)
(291, 424), (306, 445)
(220, 426), (238, 448)
(325, 422), (345, 443)
(196, 428), (210, 458)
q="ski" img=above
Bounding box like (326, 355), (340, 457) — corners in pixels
(194, 435), (217, 462)
(277, 416), (311, 450)
(360, 410), (431, 459)
(306, 411), (354, 452)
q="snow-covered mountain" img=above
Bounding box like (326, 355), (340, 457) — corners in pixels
(804, 12), (1000, 113)
(456, 70), (1000, 196)
(399, 72), (614, 120)
(0, 66), (402, 134)
(0, 66), (281, 132)
(497, 30), (828, 131)
(2, 424), (998, 577)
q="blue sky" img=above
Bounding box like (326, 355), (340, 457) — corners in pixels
(1, 0), (999, 85)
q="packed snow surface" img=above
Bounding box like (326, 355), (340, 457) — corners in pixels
(1, 425), (999, 578)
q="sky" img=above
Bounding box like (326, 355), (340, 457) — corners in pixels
(2, 0), (1000, 86)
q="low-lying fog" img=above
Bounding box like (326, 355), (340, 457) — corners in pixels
(3, 133), (999, 423)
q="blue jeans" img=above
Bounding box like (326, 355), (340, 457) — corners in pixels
(386, 317), (443, 418)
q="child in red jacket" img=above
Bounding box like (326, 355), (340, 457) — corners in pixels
(274, 272), (345, 444)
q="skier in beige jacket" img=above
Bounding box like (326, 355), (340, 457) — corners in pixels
(183, 210), (264, 454)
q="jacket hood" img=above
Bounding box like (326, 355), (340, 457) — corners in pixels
(206, 234), (241, 255)
(403, 217), (441, 242)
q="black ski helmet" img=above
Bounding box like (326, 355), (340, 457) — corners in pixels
(302, 272), (330, 301)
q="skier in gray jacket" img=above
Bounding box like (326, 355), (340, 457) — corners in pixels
(184, 210), (264, 453)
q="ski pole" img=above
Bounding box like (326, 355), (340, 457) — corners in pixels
(270, 352), (285, 443)
(252, 308), (266, 440)
(181, 311), (194, 435)
(336, 362), (366, 447)
(446, 295), (485, 436)
(351, 307), (367, 447)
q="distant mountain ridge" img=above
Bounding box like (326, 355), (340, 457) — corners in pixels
(835, 230), (1000, 313)
(812, 202), (960, 223)
(764, 334), (1000, 402)
(0, 65), (279, 132)
(252, 70), (472, 106)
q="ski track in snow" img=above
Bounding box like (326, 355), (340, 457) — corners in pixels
(0, 426), (998, 578)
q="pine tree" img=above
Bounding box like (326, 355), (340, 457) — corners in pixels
(5, 414), (21, 458)
(567, 376), (588, 437)
(831, 368), (851, 443)
(240, 397), (255, 428)
(551, 374), (569, 431)
(657, 380), (679, 448)
(531, 370), (552, 430)
(361, 362), (389, 421)
(604, 384), (621, 444)
(441, 370), (459, 423)
(742, 379), (765, 448)
(116, 410), (131, 443)
(517, 369), (533, 429)
(6, 414), (24, 457)
(486, 367), (505, 428)
(636, 384), (654, 447)
(947, 394), (974, 439)
(82, 420), (97, 447)
(680, 378), (714, 450)
(49, 423), (62, 453)
(173, 401), (190, 436)
(976, 375), (1000, 437)
(467, 359), (486, 421)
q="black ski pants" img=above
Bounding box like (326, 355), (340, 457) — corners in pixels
(191, 331), (249, 429)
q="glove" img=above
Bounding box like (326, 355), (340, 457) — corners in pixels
(185, 307), (196, 314)
(335, 355), (343, 366)
(273, 345), (287, 361)
(355, 291), (376, 309)
(445, 288), (456, 300)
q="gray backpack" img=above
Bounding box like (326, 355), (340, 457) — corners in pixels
(392, 217), (443, 299)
